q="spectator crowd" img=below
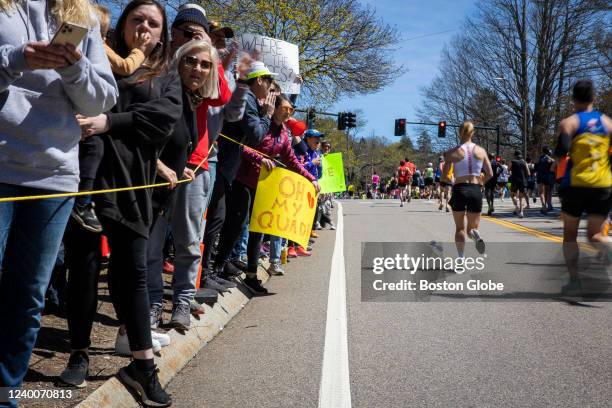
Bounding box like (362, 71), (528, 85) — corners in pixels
(0, 1), (336, 406)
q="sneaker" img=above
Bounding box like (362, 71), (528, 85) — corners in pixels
(328, 223), (336, 230)
(210, 274), (237, 288)
(242, 276), (268, 295)
(151, 331), (170, 348)
(71, 203), (103, 233)
(59, 351), (89, 388)
(310, 231), (319, 238)
(309, 238), (316, 245)
(519, 212), (524, 219)
(469, 229), (486, 254)
(221, 261), (244, 278)
(314, 222), (322, 230)
(189, 299), (205, 315)
(162, 260), (174, 274)
(296, 246), (312, 256)
(306, 245), (313, 252)
(168, 303), (191, 331)
(115, 331), (161, 356)
(150, 304), (163, 329)
(287, 247), (298, 258)
(267, 262), (285, 276)
(200, 275), (231, 293)
(400, 202), (404, 207)
(118, 362), (171, 408)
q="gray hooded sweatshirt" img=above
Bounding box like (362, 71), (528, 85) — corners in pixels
(0, 0), (118, 192)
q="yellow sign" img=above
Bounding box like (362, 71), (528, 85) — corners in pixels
(250, 167), (317, 248)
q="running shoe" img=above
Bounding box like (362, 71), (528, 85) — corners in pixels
(71, 203), (103, 233)
(189, 299), (205, 315)
(519, 212), (524, 219)
(59, 351), (89, 388)
(267, 262), (285, 276)
(469, 229), (486, 254)
(115, 331), (161, 355)
(296, 246), (312, 256)
(287, 247), (298, 258)
(168, 303), (191, 331)
(310, 231), (319, 238)
(118, 362), (171, 408)
(150, 304), (163, 329)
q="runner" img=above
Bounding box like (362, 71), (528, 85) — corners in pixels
(535, 147), (555, 214)
(509, 150), (530, 218)
(525, 156), (536, 209)
(396, 159), (410, 207)
(405, 157), (416, 201)
(484, 153), (501, 215)
(439, 159), (454, 212)
(423, 163), (435, 201)
(412, 168), (422, 200)
(553, 79), (612, 292)
(443, 121), (493, 256)
(371, 171), (380, 199)
(497, 159), (509, 202)
(434, 156), (444, 204)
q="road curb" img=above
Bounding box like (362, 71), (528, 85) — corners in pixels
(76, 265), (271, 408)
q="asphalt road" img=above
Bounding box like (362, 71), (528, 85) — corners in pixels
(168, 198), (612, 408)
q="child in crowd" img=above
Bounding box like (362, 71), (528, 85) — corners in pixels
(71, 5), (151, 232)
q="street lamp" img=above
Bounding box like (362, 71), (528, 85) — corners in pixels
(494, 77), (527, 158)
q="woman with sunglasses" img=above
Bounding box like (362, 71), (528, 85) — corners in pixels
(147, 39), (233, 331)
(212, 95), (320, 291)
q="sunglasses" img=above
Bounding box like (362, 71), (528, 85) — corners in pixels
(183, 55), (212, 70)
(176, 27), (206, 40)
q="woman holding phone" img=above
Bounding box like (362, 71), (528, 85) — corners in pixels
(0, 0), (117, 397)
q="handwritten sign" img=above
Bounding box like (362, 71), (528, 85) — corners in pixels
(237, 33), (301, 94)
(318, 153), (346, 194)
(250, 167), (316, 248)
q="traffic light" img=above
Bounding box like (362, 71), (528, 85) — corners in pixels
(345, 112), (356, 128)
(337, 112), (346, 130)
(307, 107), (316, 128)
(437, 121), (446, 137)
(394, 118), (406, 136)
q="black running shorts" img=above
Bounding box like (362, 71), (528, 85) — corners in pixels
(425, 177), (434, 186)
(449, 183), (483, 213)
(510, 180), (526, 193)
(560, 187), (612, 218)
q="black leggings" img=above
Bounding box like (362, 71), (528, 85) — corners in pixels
(65, 219), (152, 351)
(76, 136), (104, 207)
(214, 181), (263, 274)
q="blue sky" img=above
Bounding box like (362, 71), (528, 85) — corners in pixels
(331, 0), (477, 143)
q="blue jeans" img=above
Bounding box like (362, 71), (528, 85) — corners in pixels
(230, 220), (249, 260)
(170, 170), (211, 305)
(269, 235), (283, 264)
(0, 184), (73, 403)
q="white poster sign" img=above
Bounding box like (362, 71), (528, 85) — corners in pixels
(237, 33), (301, 94)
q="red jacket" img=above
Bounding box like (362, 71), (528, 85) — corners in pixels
(187, 63), (232, 170)
(236, 122), (315, 189)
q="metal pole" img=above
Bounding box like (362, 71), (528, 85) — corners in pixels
(523, 102), (528, 158)
(496, 125), (500, 156)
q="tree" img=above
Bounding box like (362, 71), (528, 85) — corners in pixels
(104, 0), (403, 105)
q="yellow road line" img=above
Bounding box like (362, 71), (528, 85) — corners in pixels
(483, 215), (596, 253)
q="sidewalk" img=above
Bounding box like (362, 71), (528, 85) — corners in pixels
(22, 260), (273, 408)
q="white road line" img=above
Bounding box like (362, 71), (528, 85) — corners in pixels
(318, 201), (352, 408)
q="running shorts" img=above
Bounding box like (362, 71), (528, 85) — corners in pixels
(397, 183), (407, 188)
(527, 180), (535, 190)
(449, 183), (483, 213)
(425, 177), (434, 186)
(510, 180), (526, 193)
(560, 187), (612, 217)
(497, 181), (507, 188)
(411, 178), (419, 187)
(440, 181), (452, 188)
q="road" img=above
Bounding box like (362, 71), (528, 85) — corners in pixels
(167, 198), (612, 408)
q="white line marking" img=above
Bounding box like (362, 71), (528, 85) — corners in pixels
(318, 201), (352, 408)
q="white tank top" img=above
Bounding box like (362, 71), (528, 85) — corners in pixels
(453, 142), (483, 178)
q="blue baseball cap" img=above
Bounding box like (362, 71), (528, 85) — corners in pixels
(303, 129), (325, 139)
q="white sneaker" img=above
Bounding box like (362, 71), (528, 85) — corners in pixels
(151, 331), (171, 347)
(519, 212), (524, 219)
(115, 331), (161, 356)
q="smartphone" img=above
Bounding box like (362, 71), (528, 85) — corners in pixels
(51, 22), (88, 47)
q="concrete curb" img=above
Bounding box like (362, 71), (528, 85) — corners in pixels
(76, 266), (271, 408)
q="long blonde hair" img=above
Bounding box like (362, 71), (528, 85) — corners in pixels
(0, 0), (95, 27)
(172, 40), (220, 100)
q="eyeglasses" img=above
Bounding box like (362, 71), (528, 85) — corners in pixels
(175, 27), (206, 40)
(183, 55), (212, 70)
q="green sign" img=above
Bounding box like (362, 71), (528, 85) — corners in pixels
(318, 153), (346, 194)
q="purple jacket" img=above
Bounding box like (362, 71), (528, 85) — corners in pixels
(236, 123), (316, 189)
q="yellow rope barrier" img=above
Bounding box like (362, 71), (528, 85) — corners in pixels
(0, 131), (293, 203)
